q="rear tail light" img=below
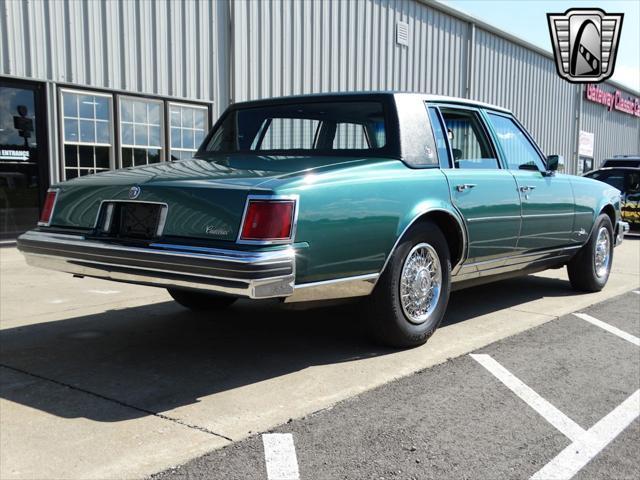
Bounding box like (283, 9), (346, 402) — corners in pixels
(240, 197), (297, 243)
(38, 190), (58, 226)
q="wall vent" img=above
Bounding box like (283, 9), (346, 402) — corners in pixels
(396, 21), (409, 46)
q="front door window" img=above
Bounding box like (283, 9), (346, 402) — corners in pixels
(485, 113), (546, 172)
(486, 112), (574, 249)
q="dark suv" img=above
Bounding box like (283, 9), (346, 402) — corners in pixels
(585, 166), (640, 229)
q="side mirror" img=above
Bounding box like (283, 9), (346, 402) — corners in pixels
(546, 154), (563, 173)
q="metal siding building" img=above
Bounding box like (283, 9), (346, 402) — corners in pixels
(1, 0), (639, 239)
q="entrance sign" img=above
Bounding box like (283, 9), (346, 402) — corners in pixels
(0, 149), (30, 161)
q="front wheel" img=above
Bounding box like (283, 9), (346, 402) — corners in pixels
(167, 288), (237, 311)
(567, 214), (614, 292)
(365, 221), (451, 348)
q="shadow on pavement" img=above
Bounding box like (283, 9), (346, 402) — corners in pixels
(0, 271), (594, 422)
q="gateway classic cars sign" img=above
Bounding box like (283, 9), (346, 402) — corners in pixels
(585, 84), (640, 118)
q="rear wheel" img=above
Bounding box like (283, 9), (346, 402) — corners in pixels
(567, 214), (614, 292)
(365, 222), (451, 348)
(167, 288), (237, 311)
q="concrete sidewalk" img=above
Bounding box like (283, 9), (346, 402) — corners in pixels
(1, 239), (639, 479)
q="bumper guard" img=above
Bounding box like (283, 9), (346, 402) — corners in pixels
(615, 220), (630, 246)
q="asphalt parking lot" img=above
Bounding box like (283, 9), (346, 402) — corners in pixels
(154, 290), (640, 480)
(1, 239), (639, 479)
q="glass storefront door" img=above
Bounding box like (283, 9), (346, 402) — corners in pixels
(0, 79), (48, 240)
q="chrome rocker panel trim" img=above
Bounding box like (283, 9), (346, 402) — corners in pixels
(17, 231), (295, 299)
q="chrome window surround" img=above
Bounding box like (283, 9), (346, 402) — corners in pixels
(94, 199), (169, 238)
(236, 194), (300, 245)
(37, 188), (61, 227)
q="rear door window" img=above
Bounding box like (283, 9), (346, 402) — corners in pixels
(439, 108), (499, 169)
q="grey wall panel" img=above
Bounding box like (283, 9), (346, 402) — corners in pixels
(0, 0), (226, 113)
(230, 0), (469, 102)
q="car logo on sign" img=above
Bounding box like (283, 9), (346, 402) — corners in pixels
(547, 8), (623, 83)
(128, 186), (141, 200)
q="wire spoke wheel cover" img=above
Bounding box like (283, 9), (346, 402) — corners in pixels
(594, 226), (611, 278)
(399, 242), (442, 324)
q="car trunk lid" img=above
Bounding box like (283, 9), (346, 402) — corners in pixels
(48, 156), (388, 242)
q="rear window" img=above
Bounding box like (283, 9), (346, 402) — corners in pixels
(602, 159), (640, 168)
(203, 101), (389, 156)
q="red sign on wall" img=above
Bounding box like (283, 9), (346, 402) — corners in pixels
(585, 84), (640, 117)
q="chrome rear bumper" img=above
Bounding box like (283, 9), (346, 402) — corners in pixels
(17, 231), (295, 299)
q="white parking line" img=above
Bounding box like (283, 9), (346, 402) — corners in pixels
(531, 390), (640, 480)
(88, 289), (120, 295)
(262, 433), (300, 480)
(470, 354), (585, 441)
(573, 313), (640, 346)
(633, 290), (640, 295)
(471, 354), (640, 480)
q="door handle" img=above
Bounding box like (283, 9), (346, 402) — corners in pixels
(519, 185), (536, 192)
(456, 183), (477, 192)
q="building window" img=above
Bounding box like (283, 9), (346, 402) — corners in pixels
(61, 90), (113, 179)
(169, 103), (208, 160)
(120, 97), (163, 167)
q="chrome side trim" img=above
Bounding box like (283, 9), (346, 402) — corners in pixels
(285, 273), (379, 303)
(376, 208), (468, 284)
(521, 212), (574, 218)
(467, 215), (520, 223)
(236, 194), (300, 246)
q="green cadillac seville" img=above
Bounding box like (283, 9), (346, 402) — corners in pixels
(17, 93), (629, 347)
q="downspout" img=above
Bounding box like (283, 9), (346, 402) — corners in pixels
(466, 22), (476, 99)
(574, 83), (583, 174)
(227, 0), (235, 107)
